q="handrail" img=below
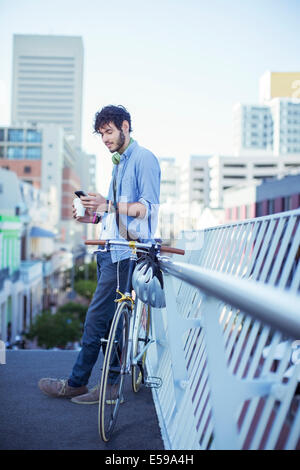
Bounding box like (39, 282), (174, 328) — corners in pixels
(147, 210), (300, 450)
(159, 258), (300, 339)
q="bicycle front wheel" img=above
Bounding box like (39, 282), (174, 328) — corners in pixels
(98, 302), (130, 442)
(132, 300), (151, 393)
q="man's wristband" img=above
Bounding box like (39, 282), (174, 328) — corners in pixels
(92, 212), (102, 224)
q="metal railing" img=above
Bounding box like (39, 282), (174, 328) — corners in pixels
(146, 209), (300, 450)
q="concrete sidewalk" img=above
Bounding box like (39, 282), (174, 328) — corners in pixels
(0, 350), (164, 450)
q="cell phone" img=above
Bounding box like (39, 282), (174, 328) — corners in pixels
(74, 190), (87, 198)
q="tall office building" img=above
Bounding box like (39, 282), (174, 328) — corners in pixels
(11, 35), (84, 148)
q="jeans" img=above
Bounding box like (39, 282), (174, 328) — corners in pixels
(69, 251), (130, 386)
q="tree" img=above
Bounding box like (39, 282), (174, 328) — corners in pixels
(26, 307), (84, 349)
(74, 279), (97, 301)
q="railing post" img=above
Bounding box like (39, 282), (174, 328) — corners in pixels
(163, 273), (202, 410)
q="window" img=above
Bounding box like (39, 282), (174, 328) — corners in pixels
(8, 129), (24, 142)
(7, 146), (24, 159)
(254, 164), (277, 168)
(223, 175), (246, 179)
(268, 199), (275, 214)
(26, 129), (42, 143)
(24, 166), (31, 174)
(0, 146), (5, 158)
(25, 147), (41, 159)
(256, 202), (263, 217)
(0, 129), (4, 141)
(283, 196), (291, 211)
(224, 164), (246, 168)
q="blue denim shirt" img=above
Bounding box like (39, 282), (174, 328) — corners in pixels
(100, 140), (161, 262)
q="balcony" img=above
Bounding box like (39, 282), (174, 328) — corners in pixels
(0, 268), (9, 289)
(20, 261), (43, 284)
(43, 252), (72, 278)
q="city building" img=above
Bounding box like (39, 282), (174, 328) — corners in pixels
(180, 155), (211, 207)
(223, 172), (300, 222)
(75, 150), (97, 195)
(0, 123), (84, 246)
(0, 167), (76, 344)
(233, 103), (273, 155)
(259, 71), (300, 103)
(11, 34), (84, 148)
(158, 157), (180, 205)
(209, 154), (300, 208)
(0, 169), (43, 344)
(233, 71), (300, 156)
(269, 98), (300, 155)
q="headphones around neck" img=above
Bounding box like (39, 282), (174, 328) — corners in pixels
(112, 152), (121, 165)
(111, 138), (134, 165)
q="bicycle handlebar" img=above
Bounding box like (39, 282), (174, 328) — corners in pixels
(84, 239), (185, 256)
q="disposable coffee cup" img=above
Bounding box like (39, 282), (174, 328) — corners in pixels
(73, 197), (85, 217)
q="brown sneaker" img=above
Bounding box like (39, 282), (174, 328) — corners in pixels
(38, 378), (88, 398)
(71, 384), (125, 405)
(105, 384), (125, 405)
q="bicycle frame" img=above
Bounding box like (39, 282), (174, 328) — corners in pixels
(93, 240), (157, 380)
(85, 238), (184, 441)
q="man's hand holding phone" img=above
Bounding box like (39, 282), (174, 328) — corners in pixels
(80, 192), (107, 213)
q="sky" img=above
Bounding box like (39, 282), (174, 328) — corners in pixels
(0, 0), (300, 193)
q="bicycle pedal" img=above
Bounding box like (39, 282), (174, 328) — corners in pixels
(145, 376), (162, 389)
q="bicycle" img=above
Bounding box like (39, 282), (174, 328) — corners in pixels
(84, 238), (185, 442)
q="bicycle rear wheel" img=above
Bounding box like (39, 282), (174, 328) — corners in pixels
(98, 302), (130, 442)
(132, 300), (151, 393)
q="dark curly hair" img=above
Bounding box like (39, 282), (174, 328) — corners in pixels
(93, 105), (132, 134)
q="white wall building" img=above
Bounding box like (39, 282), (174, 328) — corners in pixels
(11, 34), (84, 148)
(180, 155), (210, 207)
(209, 154), (300, 208)
(158, 157), (180, 204)
(269, 98), (300, 155)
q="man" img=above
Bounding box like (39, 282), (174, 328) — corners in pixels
(38, 105), (161, 404)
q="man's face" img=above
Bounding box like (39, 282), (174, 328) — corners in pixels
(98, 121), (126, 153)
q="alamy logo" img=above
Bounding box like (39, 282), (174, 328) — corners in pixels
(0, 340), (6, 365)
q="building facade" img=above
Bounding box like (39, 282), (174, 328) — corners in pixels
(223, 173), (300, 222)
(11, 34), (84, 148)
(0, 123), (84, 245)
(209, 154), (300, 208)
